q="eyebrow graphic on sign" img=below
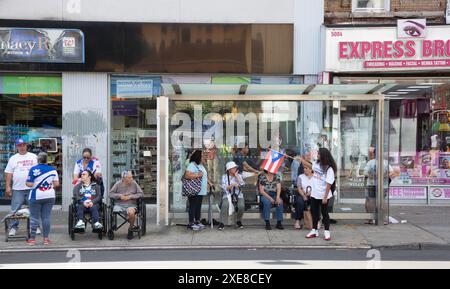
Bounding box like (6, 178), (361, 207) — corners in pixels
(398, 19), (427, 39)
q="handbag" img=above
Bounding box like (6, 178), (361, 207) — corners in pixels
(181, 165), (202, 197)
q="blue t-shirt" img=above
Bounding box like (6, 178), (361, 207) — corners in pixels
(27, 164), (58, 201)
(186, 162), (208, 196)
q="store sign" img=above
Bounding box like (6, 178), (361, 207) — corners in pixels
(325, 25), (450, 72)
(389, 187), (427, 200)
(116, 79), (154, 98)
(112, 100), (138, 116)
(0, 28), (84, 63)
(429, 187), (450, 200)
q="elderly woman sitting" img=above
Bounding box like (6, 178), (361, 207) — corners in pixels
(109, 170), (144, 239)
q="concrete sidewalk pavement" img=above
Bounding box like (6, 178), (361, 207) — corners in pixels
(0, 206), (449, 252)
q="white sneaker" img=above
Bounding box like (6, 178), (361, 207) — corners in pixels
(8, 228), (16, 237)
(75, 220), (85, 229)
(324, 230), (331, 241)
(306, 229), (318, 238)
(36, 227), (41, 235)
(93, 222), (103, 230)
(196, 223), (206, 230)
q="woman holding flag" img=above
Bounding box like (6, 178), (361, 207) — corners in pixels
(258, 149), (285, 230)
(301, 148), (336, 241)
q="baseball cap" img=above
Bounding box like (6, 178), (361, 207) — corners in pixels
(15, 138), (27, 146)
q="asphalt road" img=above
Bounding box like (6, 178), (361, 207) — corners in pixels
(1, 248), (450, 269)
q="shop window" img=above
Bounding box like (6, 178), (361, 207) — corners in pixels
(110, 76), (161, 203)
(0, 75), (62, 203)
(352, 0), (390, 12)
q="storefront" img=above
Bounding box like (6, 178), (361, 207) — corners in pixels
(324, 23), (450, 206)
(0, 26), (84, 204)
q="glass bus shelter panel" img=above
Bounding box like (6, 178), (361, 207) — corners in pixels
(168, 99), (383, 219)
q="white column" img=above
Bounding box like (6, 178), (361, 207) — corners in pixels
(62, 73), (109, 210)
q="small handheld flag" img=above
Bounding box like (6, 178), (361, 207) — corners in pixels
(261, 149), (286, 174)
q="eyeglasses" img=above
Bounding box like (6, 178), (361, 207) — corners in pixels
(83, 156), (91, 160)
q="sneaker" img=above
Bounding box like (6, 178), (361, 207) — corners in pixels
(306, 229), (318, 238)
(265, 222), (272, 230)
(188, 223), (200, 231)
(43, 238), (51, 245)
(294, 221), (301, 230)
(36, 227), (41, 235)
(93, 222), (104, 230)
(218, 223), (225, 231)
(195, 222), (206, 230)
(26, 239), (36, 246)
(324, 230), (331, 241)
(75, 220), (85, 229)
(276, 223), (284, 230)
(236, 221), (244, 229)
(8, 228), (16, 237)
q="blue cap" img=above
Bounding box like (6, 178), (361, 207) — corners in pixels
(15, 138), (27, 146)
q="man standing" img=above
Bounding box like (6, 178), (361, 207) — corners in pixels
(4, 138), (38, 237)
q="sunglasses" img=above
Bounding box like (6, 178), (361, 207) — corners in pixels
(83, 156), (91, 160)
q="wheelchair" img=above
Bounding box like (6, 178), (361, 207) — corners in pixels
(68, 198), (108, 240)
(107, 198), (146, 240)
(68, 178), (107, 240)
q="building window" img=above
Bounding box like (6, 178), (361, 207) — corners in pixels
(352, 0), (390, 12)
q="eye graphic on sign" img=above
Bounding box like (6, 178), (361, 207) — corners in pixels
(398, 19), (426, 39)
(403, 21), (425, 37)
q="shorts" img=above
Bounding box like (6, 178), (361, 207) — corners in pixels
(113, 204), (137, 213)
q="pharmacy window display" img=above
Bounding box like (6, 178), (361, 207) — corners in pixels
(0, 75), (62, 202)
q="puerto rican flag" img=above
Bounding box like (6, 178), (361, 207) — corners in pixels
(261, 149), (286, 174)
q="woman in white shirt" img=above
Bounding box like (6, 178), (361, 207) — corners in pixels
(295, 162), (313, 229)
(301, 148), (337, 241)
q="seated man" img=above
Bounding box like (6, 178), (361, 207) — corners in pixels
(109, 170), (144, 239)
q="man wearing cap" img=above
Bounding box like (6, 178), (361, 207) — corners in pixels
(219, 161), (246, 230)
(4, 138), (38, 237)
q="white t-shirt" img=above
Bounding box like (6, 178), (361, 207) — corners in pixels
(311, 162), (335, 200)
(297, 174), (314, 195)
(4, 152), (38, 190)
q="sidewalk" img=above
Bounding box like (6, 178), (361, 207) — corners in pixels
(0, 205), (449, 252)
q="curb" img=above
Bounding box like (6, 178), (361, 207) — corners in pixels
(0, 244), (371, 254)
(372, 243), (450, 250)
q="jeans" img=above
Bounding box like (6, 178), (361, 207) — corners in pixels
(76, 204), (100, 223)
(311, 197), (330, 231)
(294, 195), (306, 220)
(9, 190), (30, 230)
(188, 195), (203, 224)
(261, 192), (284, 222)
(29, 198), (55, 239)
(220, 197), (245, 225)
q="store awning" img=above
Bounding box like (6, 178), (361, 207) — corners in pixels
(161, 83), (387, 96)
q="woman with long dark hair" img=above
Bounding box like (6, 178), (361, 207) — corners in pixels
(184, 149), (208, 230)
(304, 148), (337, 241)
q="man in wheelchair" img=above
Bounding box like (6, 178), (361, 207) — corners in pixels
(73, 170), (104, 231)
(109, 170), (144, 239)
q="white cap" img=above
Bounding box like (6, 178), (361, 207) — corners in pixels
(226, 161), (239, 172)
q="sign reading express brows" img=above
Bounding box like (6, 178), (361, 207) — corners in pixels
(326, 26), (450, 72)
(0, 28), (84, 63)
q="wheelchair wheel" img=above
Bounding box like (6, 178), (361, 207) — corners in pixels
(101, 203), (108, 236)
(107, 229), (114, 240)
(141, 203), (147, 236)
(67, 205), (75, 241)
